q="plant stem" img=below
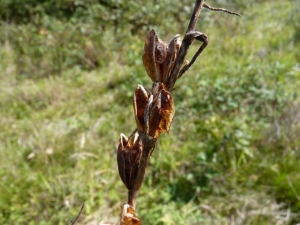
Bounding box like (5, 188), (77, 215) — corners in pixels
(166, 0), (205, 90)
(127, 132), (156, 209)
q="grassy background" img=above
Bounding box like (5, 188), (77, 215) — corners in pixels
(0, 0), (300, 224)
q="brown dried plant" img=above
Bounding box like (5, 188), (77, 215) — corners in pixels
(116, 1), (240, 224)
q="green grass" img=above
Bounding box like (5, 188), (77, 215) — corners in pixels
(0, 1), (300, 224)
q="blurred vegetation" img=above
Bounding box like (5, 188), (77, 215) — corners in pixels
(0, 0), (300, 224)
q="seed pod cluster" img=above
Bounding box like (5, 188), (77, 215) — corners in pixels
(117, 29), (176, 200)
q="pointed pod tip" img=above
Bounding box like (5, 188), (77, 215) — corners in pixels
(133, 132), (139, 144)
(169, 34), (181, 43)
(136, 84), (146, 92)
(146, 29), (157, 39)
(149, 28), (156, 34)
(119, 133), (128, 146)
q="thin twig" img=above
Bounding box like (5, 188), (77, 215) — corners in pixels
(203, 2), (241, 16)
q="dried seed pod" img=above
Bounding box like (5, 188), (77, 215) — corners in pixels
(147, 92), (161, 138)
(117, 131), (143, 190)
(142, 29), (181, 84)
(133, 85), (150, 132)
(132, 83), (175, 139)
(143, 94), (153, 136)
(157, 88), (175, 133)
(161, 34), (181, 84)
(147, 82), (175, 139)
(120, 204), (140, 225)
(142, 29), (158, 82)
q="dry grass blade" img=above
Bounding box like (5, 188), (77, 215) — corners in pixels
(65, 204), (84, 225)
